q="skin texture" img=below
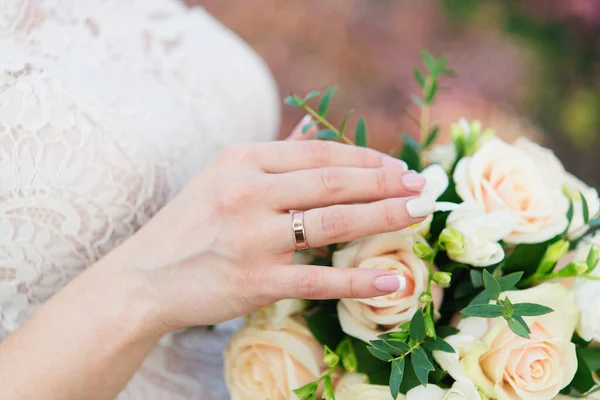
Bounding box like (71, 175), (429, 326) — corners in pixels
(0, 123), (431, 399)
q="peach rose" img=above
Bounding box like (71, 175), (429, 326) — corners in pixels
(224, 317), (325, 400)
(514, 137), (600, 240)
(434, 284), (579, 400)
(246, 299), (309, 330)
(333, 230), (443, 342)
(453, 138), (569, 244)
(335, 373), (397, 400)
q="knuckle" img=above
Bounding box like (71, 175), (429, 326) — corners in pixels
(320, 206), (352, 240)
(236, 269), (273, 307)
(319, 169), (343, 194)
(211, 182), (257, 216)
(374, 168), (389, 196)
(381, 201), (401, 228)
(359, 148), (383, 168)
(348, 273), (361, 298)
(305, 141), (332, 165)
(217, 144), (253, 165)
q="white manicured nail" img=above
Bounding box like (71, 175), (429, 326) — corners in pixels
(374, 275), (407, 292)
(406, 196), (436, 218)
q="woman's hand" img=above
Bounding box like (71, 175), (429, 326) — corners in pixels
(112, 138), (434, 333)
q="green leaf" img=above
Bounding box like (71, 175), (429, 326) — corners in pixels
(590, 216), (600, 229)
(303, 91), (321, 102)
(301, 121), (318, 134)
(483, 270), (501, 300)
(339, 110), (354, 135)
(355, 117), (367, 147)
(566, 200), (574, 228)
(513, 315), (531, 334)
(367, 346), (392, 362)
(323, 375), (335, 400)
(293, 381), (319, 399)
(284, 94), (305, 108)
(410, 347), (434, 385)
(470, 270), (483, 288)
(507, 317), (530, 339)
(313, 130), (339, 140)
(336, 338), (358, 372)
(504, 242), (552, 276)
(587, 246), (600, 272)
(436, 326), (459, 338)
(467, 290), (491, 306)
(425, 81), (439, 104)
(461, 304), (503, 318)
(413, 69), (425, 89)
(352, 338), (390, 385)
(399, 134), (422, 171)
(499, 272), (524, 290)
(319, 86), (337, 118)
(512, 303), (554, 317)
(410, 95), (425, 107)
(390, 358), (405, 400)
(423, 126), (439, 149)
(303, 301), (345, 349)
(581, 192), (590, 224)
(579, 347), (600, 372)
(421, 50), (436, 72)
(374, 338), (410, 356)
(410, 309), (426, 342)
(572, 350), (596, 393)
(421, 337), (455, 353)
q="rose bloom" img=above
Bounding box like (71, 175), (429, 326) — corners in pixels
(406, 377), (481, 400)
(434, 284), (579, 400)
(335, 373), (396, 400)
(224, 317), (325, 400)
(333, 230), (443, 342)
(454, 138), (569, 244)
(514, 137), (599, 239)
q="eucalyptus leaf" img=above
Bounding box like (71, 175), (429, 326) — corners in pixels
(461, 304), (503, 318)
(390, 359), (405, 400)
(284, 95), (304, 108)
(303, 90), (321, 101)
(339, 110), (354, 135)
(512, 303), (554, 317)
(410, 347), (434, 385)
(367, 346), (392, 362)
(499, 272), (524, 290)
(399, 134), (421, 171)
(483, 270), (501, 300)
(572, 350), (596, 393)
(421, 337), (455, 353)
(336, 338), (358, 372)
(355, 117), (367, 147)
(578, 347), (600, 372)
(413, 69), (425, 89)
(421, 50), (436, 72)
(581, 192), (590, 224)
(319, 86), (337, 118)
(425, 81), (439, 104)
(423, 126), (439, 148)
(313, 130), (339, 140)
(301, 121), (318, 134)
(410, 309), (426, 342)
(470, 270), (483, 288)
(513, 315), (531, 334)
(507, 317), (530, 339)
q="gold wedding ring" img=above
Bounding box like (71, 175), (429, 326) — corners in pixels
(292, 211), (309, 251)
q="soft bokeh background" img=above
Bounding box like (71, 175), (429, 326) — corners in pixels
(191, 0), (600, 187)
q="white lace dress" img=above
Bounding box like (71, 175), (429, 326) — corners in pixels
(0, 1), (280, 398)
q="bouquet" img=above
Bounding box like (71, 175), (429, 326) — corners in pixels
(223, 51), (600, 400)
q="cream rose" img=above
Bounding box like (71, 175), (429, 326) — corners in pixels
(335, 373), (398, 400)
(434, 284), (579, 400)
(224, 317), (325, 400)
(247, 299), (309, 330)
(453, 138), (569, 244)
(406, 377), (481, 400)
(333, 230), (443, 342)
(514, 137), (600, 239)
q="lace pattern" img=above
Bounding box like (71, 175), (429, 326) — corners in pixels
(0, 1), (279, 398)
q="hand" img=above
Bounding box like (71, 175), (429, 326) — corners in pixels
(110, 136), (433, 333)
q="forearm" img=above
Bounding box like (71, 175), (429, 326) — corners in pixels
(0, 256), (161, 400)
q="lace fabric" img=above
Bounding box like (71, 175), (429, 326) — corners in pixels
(0, 1), (280, 398)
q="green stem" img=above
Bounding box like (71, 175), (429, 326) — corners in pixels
(391, 341), (423, 362)
(301, 104), (354, 146)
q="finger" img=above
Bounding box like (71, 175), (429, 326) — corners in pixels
(248, 140), (407, 173)
(271, 196), (435, 253)
(285, 115), (318, 141)
(270, 168), (426, 210)
(265, 265), (408, 300)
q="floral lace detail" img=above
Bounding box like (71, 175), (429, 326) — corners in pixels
(0, 1), (279, 398)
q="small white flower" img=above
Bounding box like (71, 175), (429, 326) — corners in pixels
(406, 377), (481, 400)
(443, 202), (518, 267)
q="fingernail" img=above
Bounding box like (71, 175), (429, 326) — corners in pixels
(382, 156), (408, 169)
(406, 196), (436, 218)
(401, 171), (426, 192)
(375, 275), (407, 292)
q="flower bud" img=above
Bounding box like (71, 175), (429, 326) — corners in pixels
(419, 292), (433, 304)
(322, 346), (340, 368)
(439, 228), (465, 258)
(413, 242), (433, 260)
(575, 262), (589, 276)
(545, 240), (570, 263)
(433, 271), (452, 288)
